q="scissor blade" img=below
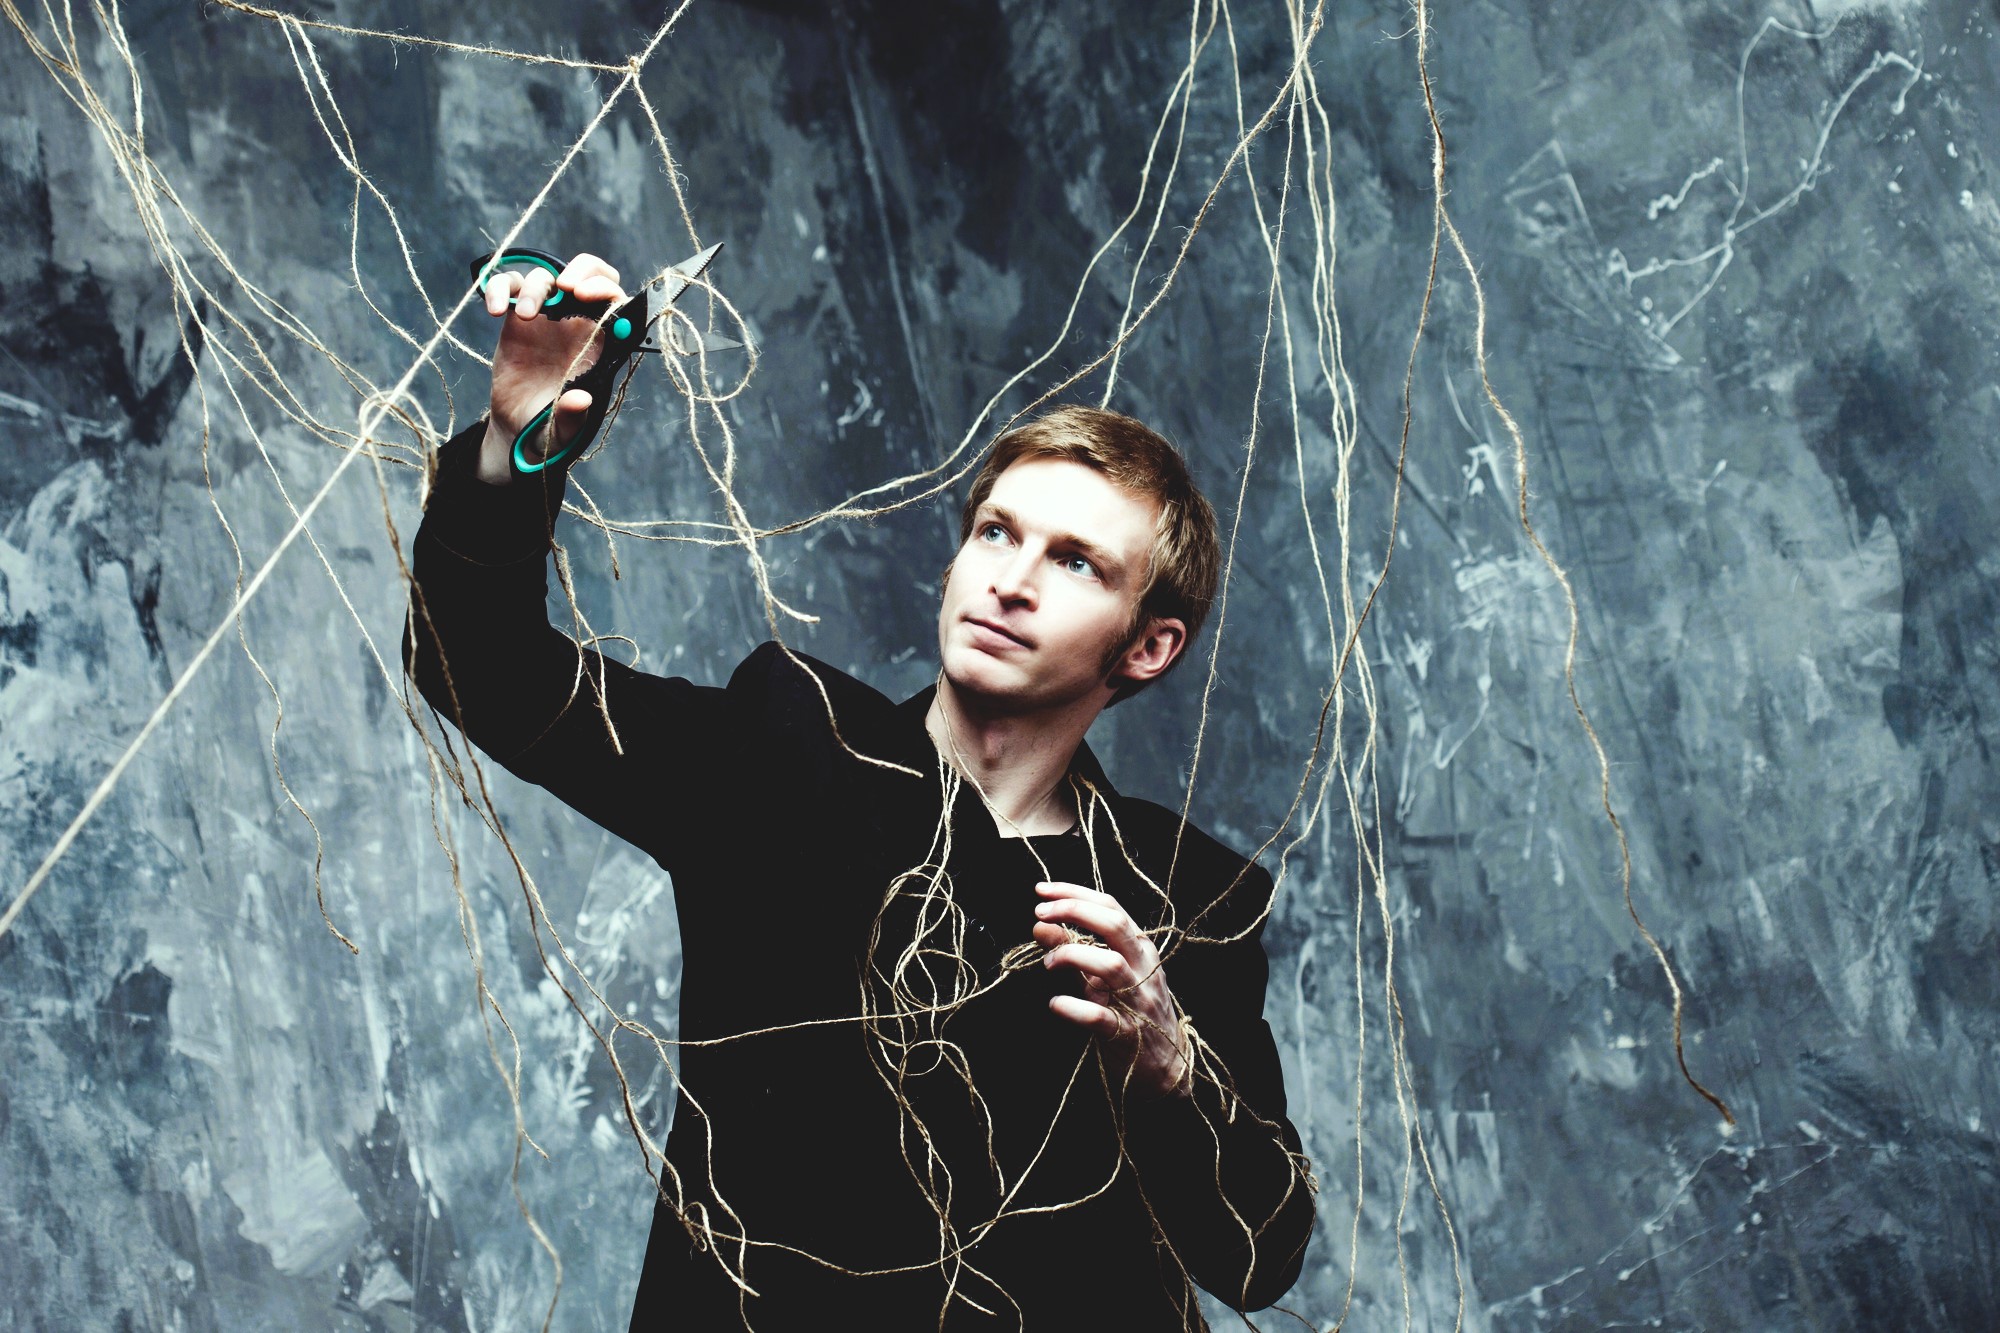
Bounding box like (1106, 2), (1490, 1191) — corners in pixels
(639, 327), (745, 356)
(652, 241), (725, 307)
(665, 326), (746, 356)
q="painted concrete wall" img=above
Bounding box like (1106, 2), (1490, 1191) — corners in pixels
(3, 0), (1995, 1328)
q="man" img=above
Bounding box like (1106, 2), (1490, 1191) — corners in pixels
(406, 253), (1315, 1328)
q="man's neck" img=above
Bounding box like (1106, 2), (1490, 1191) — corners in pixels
(924, 679), (1103, 838)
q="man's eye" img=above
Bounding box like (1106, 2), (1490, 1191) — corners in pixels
(980, 523), (1009, 544)
(1060, 554), (1099, 579)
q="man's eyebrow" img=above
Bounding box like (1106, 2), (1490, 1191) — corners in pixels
(979, 503), (1129, 580)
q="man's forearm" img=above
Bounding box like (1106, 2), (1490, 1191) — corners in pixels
(1123, 1063), (1316, 1311)
(1117, 894), (1316, 1311)
(404, 420), (581, 763)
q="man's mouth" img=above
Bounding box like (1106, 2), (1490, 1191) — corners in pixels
(964, 616), (1032, 649)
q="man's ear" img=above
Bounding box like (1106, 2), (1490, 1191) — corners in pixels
(1112, 616), (1187, 687)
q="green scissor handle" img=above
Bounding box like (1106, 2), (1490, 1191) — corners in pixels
(468, 247), (650, 473)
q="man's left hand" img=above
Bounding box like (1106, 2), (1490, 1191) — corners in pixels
(1033, 880), (1190, 1100)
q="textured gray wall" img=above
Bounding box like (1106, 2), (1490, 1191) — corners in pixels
(3, 0), (1997, 1328)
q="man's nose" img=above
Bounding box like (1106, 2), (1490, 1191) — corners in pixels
(990, 548), (1039, 606)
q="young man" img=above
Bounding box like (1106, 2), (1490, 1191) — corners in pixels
(407, 254), (1315, 1328)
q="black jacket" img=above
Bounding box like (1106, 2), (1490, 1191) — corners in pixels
(406, 425), (1316, 1329)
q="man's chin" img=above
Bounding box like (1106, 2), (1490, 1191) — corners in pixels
(941, 650), (1037, 712)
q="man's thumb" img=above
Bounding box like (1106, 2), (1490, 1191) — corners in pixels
(550, 388), (595, 447)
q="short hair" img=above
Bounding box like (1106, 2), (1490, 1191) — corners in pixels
(956, 405), (1220, 702)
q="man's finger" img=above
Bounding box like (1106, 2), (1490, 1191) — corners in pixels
(558, 262), (626, 305)
(550, 388), (595, 447)
(1042, 941), (1135, 992)
(1048, 993), (1124, 1037)
(513, 269), (556, 320)
(1034, 897), (1147, 962)
(567, 275), (627, 305)
(555, 253), (625, 309)
(558, 252), (620, 287)
(1035, 880), (1113, 905)
(484, 270), (520, 317)
(1030, 919), (1104, 952)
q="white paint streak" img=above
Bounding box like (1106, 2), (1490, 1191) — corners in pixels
(224, 1146), (368, 1275)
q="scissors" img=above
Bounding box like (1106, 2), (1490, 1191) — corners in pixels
(467, 243), (742, 475)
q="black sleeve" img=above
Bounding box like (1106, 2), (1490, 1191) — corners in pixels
(403, 421), (737, 868)
(1120, 864), (1316, 1311)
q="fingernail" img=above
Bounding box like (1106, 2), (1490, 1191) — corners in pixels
(1035, 903), (1053, 917)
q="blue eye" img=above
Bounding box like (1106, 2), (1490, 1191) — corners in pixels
(1060, 554), (1099, 579)
(979, 523), (1008, 544)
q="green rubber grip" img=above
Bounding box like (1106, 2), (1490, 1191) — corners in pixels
(509, 404), (582, 475)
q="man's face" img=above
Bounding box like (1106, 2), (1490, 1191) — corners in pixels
(938, 457), (1165, 715)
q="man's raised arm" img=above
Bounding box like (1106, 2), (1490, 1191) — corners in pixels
(403, 253), (727, 860)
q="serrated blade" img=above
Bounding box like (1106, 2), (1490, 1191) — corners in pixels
(653, 241), (724, 307)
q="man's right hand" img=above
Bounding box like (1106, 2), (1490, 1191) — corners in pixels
(475, 252), (626, 485)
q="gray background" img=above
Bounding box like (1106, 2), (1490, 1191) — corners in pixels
(3, 0), (1996, 1328)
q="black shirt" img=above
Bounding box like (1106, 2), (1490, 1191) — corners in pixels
(406, 425), (1315, 1328)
